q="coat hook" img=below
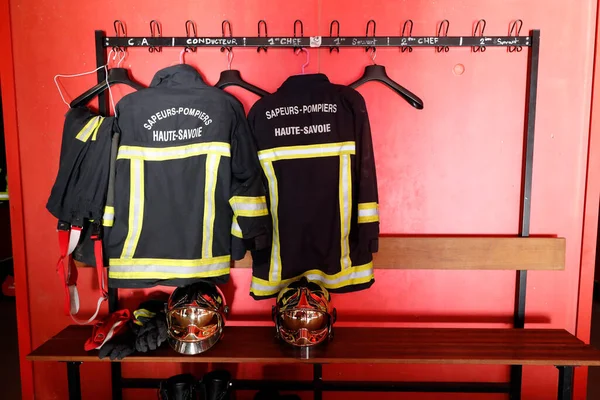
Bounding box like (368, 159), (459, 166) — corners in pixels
(436, 20), (450, 53)
(365, 20), (376, 53)
(149, 20), (162, 53)
(293, 19), (304, 53)
(329, 20), (340, 53)
(401, 20), (414, 53)
(508, 19), (523, 53)
(472, 19), (487, 53)
(257, 20), (268, 53)
(221, 20), (233, 53)
(113, 20), (126, 53)
(185, 20), (197, 53)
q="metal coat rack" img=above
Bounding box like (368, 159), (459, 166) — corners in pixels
(91, 18), (540, 400)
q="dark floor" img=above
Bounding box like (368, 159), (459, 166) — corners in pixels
(0, 298), (21, 399)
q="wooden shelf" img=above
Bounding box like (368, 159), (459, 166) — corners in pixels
(28, 325), (600, 366)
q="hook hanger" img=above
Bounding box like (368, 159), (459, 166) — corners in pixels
(149, 20), (162, 53)
(401, 20), (414, 53)
(329, 20), (340, 53)
(295, 48), (310, 74)
(293, 19), (304, 53)
(185, 20), (197, 53)
(365, 20), (376, 54)
(221, 20), (233, 53)
(508, 19), (523, 53)
(113, 20), (126, 54)
(436, 20), (450, 53)
(257, 20), (268, 53)
(472, 19), (487, 53)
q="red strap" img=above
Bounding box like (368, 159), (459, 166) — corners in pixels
(94, 239), (107, 297)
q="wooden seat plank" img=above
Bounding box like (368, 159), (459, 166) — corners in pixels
(233, 237), (566, 270)
(28, 325), (600, 366)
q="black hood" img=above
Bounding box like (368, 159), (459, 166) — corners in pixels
(150, 64), (207, 89)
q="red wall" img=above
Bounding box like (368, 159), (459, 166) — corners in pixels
(4, 0), (598, 399)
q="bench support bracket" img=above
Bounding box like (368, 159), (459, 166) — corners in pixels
(65, 361), (82, 400)
(557, 366), (574, 400)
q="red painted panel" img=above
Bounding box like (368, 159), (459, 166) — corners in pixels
(4, 0), (597, 399)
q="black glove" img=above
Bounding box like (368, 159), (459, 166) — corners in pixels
(135, 314), (168, 352)
(98, 329), (136, 361)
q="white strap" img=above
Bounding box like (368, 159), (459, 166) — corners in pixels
(67, 228), (82, 255)
(69, 285), (80, 314)
(70, 295), (106, 325)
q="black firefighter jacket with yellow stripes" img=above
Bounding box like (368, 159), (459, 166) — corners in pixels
(247, 74), (379, 299)
(105, 64), (271, 288)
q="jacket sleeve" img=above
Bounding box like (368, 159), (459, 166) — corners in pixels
(353, 93), (380, 253)
(229, 108), (272, 251)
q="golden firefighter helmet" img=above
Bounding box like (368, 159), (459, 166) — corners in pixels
(166, 281), (228, 355)
(273, 277), (336, 347)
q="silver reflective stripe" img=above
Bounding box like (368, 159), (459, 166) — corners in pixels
(258, 142), (355, 162)
(250, 268), (374, 293)
(202, 154), (221, 258)
(109, 261), (230, 275)
(262, 161), (281, 282)
(76, 116), (102, 142)
(339, 154), (351, 270)
(117, 142), (231, 161)
(231, 217), (243, 238)
(231, 202), (268, 214)
(121, 159), (144, 259)
(103, 206), (115, 222)
(358, 208), (378, 217)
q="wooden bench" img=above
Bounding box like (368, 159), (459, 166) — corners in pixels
(29, 323), (600, 400)
(28, 236), (600, 400)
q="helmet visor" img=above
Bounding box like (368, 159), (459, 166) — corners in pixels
(167, 307), (221, 342)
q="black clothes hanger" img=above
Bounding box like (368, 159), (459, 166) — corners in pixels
(214, 70), (270, 97)
(214, 20), (270, 97)
(350, 20), (423, 110)
(349, 63), (424, 110)
(70, 67), (144, 108)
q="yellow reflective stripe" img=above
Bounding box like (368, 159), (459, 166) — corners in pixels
(339, 154), (352, 270)
(109, 269), (231, 279)
(120, 159), (144, 258)
(262, 161), (281, 282)
(108, 255), (231, 280)
(231, 216), (243, 238)
(76, 116), (103, 142)
(109, 255), (231, 266)
(358, 202), (378, 210)
(91, 119), (103, 141)
(236, 208), (268, 217)
(358, 202), (379, 223)
(257, 141), (356, 162)
(230, 196), (267, 205)
(250, 262), (374, 296)
(103, 206), (115, 227)
(202, 154), (220, 258)
(133, 309), (156, 322)
(117, 142), (231, 161)
(229, 196), (268, 217)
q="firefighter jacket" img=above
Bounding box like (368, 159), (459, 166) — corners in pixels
(47, 107), (113, 226)
(247, 74), (379, 299)
(106, 64), (270, 288)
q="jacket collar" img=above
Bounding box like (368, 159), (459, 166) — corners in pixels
(279, 73), (330, 90)
(150, 64), (207, 89)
